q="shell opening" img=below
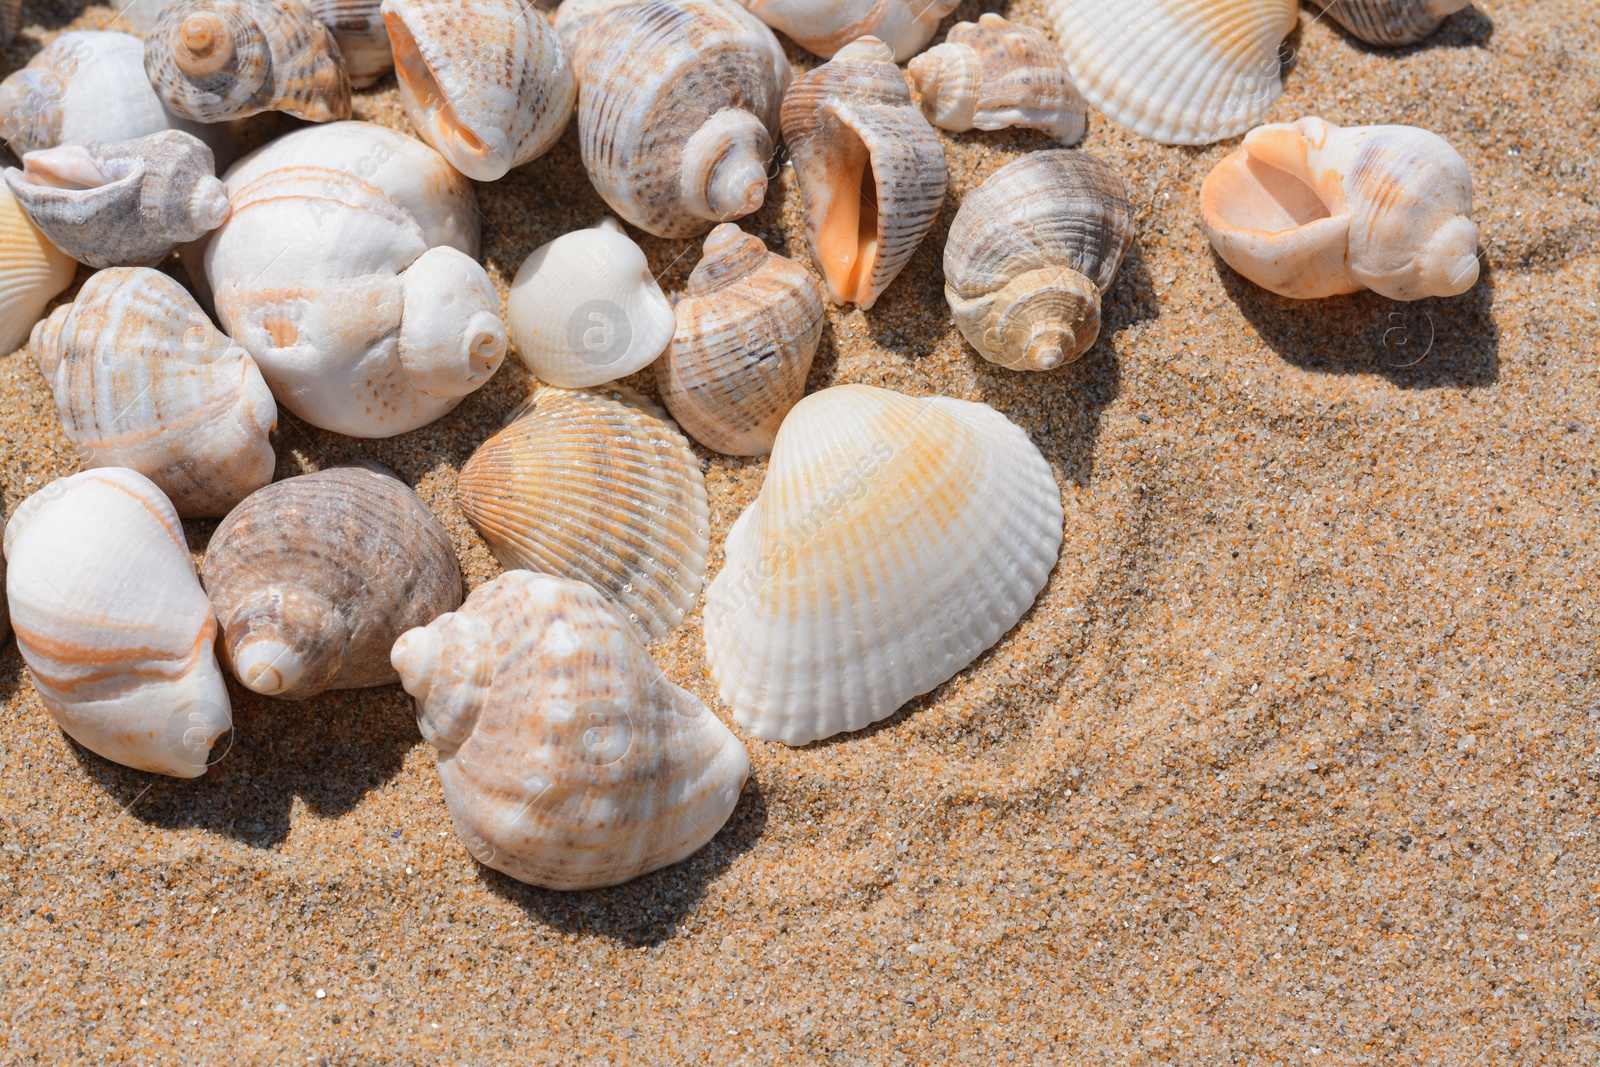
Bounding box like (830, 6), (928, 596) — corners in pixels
(680, 110), (772, 225)
(1205, 151), (1333, 235)
(816, 132), (881, 306)
(385, 11), (490, 163)
(17, 144), (123, 191)
(175, 12), (234, 77)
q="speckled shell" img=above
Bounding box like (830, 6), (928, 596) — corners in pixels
(202, 465), (463, 700)
(1309, 0), (1469, 46)
(737, 0), (958, 61)
(908, 14), (1086, 145)
(4, 468), (231, 778)
(780, 36), (948, 310)
(0, 32), (188, 157)
(302, 0), (393, 86)
(944, 151), (1135, 371)
(556, 0), (790, 238)
(456, 386), (710, 642)
(0, 183), (76, 357)
(703, 385), (1064, 746)
(656, 223), (824, 455)
(392, 570), (749, 891)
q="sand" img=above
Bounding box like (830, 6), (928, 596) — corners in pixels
(3, 0), (1599, 1062)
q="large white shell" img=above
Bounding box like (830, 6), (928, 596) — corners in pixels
(703, 385), (1064, 746)
(0, 183), (76, 357)
(3, 468), (232, 778)
(737, 0), (958, 61)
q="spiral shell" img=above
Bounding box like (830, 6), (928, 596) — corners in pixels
(908, 14), (1086, 145)
(737, 0), (958, 61)
(1308, 0), (1470, 46)
(302, 0), (393, 86)
(0, 183), (76, 357)
(0, 32), (188, 157)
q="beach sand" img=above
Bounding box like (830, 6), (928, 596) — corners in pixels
(2, 0), (1598, 1062)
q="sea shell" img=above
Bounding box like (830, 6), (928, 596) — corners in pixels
(383, 0), (575, 182)
(1200, 117), (1481, 301)
(944, 150), (1136, 371)
(205, 121), (507, 437)
(505, 219), (674, 389)
(392, 570), (750, 891)
(302, 0), (393, 86)
(780, 36), (948, 310)
(144, 0), (352, 123)
(29, 267), (276, 518)
(4, 131), (229, 269)
(1047, 0), (1299, 145)
(202, 465), (462, 700)
(1308, 0), (1470, 46)
(3, 468), (231, 778)
(456, 386), (710, 642)
(556, 0), (791, 239)
(656, 223), (825, 455)
(908, 13), (1087, 145)
(0, 183), (76, 357)
(703, 384), (1064, 746)
(737, 0), (959, 61)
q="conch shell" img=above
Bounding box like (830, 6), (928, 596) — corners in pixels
(908, 14), (1087, 145)
(393, 570), (750, 891)
(737, 0), (958, 61)
(301, 0), (393, 86)
(944, 150), (1135, 371)
(1307, 0), (1470, 46)
(4, 468), (232, 778)
(703, 384), (1064, 746)
(780, 36), (948, 310)
(202, 465), (463, 700)
(0, 183), (75, 357)
(1200, 117), (1481, 301)
(656, 223), (825, 455)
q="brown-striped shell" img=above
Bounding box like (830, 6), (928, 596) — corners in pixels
(301, 0), (393, 86)
(908, 14), (1087, 145)
(1307, 0), (1469, 46)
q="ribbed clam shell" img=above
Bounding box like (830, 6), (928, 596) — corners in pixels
(392, 571), (749, 890)
(908, 13), (1086, 145)
(657, 223), (825, 455)
(302, 0), (392, 86)
(3, 468), (231, 778)
(703, 384), (1064, 746)
(456, 386), (710, 642)
(1047, 0), (1299, 145)
(0, 184), (76, 357)
(0, 32), (183, 157)
(780, 36), (947, 310)
(737, 0), (958, 61)
(1309, 0), (1469, 46)
(202, 465), (462, 700)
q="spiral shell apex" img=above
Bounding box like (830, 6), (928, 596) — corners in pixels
(1307, 0), (1470, 46)
(738, 0), (958, 61)
(908, 14), (1087, 145)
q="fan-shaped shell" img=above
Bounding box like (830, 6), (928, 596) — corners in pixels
(703, 384), (1064, 746)
(1308, 0), (1469, 46)
(737, 0), (958, 61)
(456, 386), (710, 642)
(0, 183), (76, 357)
(908, 13), (1086, 145)
(302, 0), (393, 86)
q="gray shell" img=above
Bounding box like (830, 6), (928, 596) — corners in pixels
(1308, 0), (1469, 46)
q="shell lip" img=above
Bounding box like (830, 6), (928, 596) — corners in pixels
(384, 9), (499, 177)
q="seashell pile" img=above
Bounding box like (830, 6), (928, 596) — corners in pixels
(1307, 0), (1471, 47)
(738, 0), (959, 61)
(909, 14), (1087, 145)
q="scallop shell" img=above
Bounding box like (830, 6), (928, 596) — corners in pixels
(3, 468), (231, 778)
(780, 36), (948, 310)
(302, 0), (393, 86)
(944, 150), (1135, 371)
(202, 465), (462, 700)
(505, 219), (674, 389)
(737, 0), (958, 61)
(1047, 0), (1299, 145)
(703, 384), (1064, 746)
(656, 223), (825, 455)
(908, 13), (1087, 145)
(1200, 117), (1481, 301)
(144, 0), (352, 123)
(556, 0), (791, 239)
(392, 570), (749, 891)
(1308, 0), (1469, 46)
(456, 386), (710, 642)
(0, 183), (76, 358)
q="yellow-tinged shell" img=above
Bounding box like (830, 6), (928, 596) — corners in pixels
(908, 13), (1086, 145)
(1307, 0), (1470, 46)
(737, 0), (958, 61)
(0, 183), (76, 357)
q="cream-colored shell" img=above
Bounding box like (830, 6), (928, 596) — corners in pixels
(0, 32), (188, 157)
(302, 0), (393, 86)
(1308, 0), (1469, 46)
(703, 384), (1064, 746)
(3, 468), (231, 778)
(0, 183), (76, 357)
(393, 570), (750, 891)
(737, 0), (958, 61)
(908, 14), (1086, 145)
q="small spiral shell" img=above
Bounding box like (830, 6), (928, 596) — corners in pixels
(1307, 0), (1470, 46)
(908, 14), (1086, 145)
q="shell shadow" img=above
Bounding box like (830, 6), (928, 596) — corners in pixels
(1305, 3), (1495, 52)
(0, 640), (25, 705)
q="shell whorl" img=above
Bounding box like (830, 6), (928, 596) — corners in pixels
(908, 14), (1087, 145)
(1308, 0), (1470, 46)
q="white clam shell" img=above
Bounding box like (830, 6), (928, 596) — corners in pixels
(737, 0), (958, 61)
(0, 182), (76, 357)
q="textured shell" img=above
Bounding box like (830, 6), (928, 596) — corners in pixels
(1047, 0), (1299, 145)
(456, 386), (710, 642)
(29, 267), (276, 518)
(3, 468), (231, 778)
(506, 220), (674, 388)
(737, 0), (958, 61)
(392, 571), (749, 891)
(1309, 0), (1470, 46)
(202, 465), (462, 700)
(908, 14), (1086, 145)
(1200, 117), (1481, 301)
(302, 0), (393, 86)
(556, 0), (790, 238)
(0, 32), (185, 157)
(384, 0), (575, 181)
(703, 385), (1064, 746)
(4, 131), (229, 269)
(944, 150), (1135, 371)
(780, 36), (948, 310)
(656, 223), (824, 455)
(205, 122), (506, 437)
(144, 0), (352, 123)
(0, 183), (76, 357)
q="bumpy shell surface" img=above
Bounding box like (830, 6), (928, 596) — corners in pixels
(738, 0), (958, 61)
(1200, 117), (1481, 301)
(3, 468), (231, 777)
(780, 36), (948, 310)
(301, 0), (393, 86)
(1048, 0), (1299, 145)
(0, 32), (186, 157)
(657, 223), (824, 455)
(908, 13), (1086, 145)
(29, 267), (276, 518)
(944, 150), (1135, 371)
(202, 465), (462, 700)
(144, 0), (352, 123)
(1308, 0), (1469, 46)
(393, 571), (749, 891)
(0, 183), (76, 357)
(456, 386), (710, 642)
(703, 385), (1064, 746)
(556, 0), (790, 239)
(4, 131), (229, 269)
